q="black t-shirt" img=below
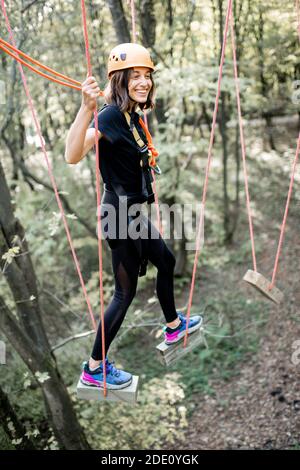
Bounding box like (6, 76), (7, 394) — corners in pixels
(89, 104), (148, 194)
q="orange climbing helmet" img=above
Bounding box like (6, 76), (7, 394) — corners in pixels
(107, 43), (155, 78)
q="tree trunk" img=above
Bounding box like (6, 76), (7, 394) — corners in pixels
(0, 295), (90, 450)
(219, 90), (231, 244)
(0, 161), (50, 351)
(106, 0), (131, 43)
(0, 385), (36, 450)
(139, 0), (156, 48)
(0, 161), (90, 450)
(256, 7), (276, 151)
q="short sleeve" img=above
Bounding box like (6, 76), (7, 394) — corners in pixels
(89, 105), (122, 144)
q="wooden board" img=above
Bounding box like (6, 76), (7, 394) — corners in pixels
(156, 328), (204, 366)
(243, 269), (284, 304)
(76, 375), (139, 404)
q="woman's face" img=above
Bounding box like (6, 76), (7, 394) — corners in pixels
(128, 67), (152, 106)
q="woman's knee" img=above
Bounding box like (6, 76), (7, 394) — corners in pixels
(159, 246), (176, 273)
(114, 285), (137, 306)
(167, 249), (176, 270)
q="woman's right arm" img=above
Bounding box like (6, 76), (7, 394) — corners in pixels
(64, 76), (102, 165)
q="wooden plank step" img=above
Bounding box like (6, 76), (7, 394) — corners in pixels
(76, 375), (139, 404)
(243, 269), (284, 304)
(156, 326), (204, 367)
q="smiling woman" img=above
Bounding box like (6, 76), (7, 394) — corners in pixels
(103, 65), (155, 114)
(64, 42), (202, 395)
(127, 67), (153, 106)
(103, 43), (156, 114)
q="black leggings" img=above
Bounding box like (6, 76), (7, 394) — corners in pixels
(91, 192), (178, 361)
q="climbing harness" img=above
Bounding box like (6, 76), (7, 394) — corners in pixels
(124, 110), (160, 204)
(124, 111), (161, 174)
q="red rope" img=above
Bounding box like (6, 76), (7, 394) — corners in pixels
(129, 0), (163, 235)
(0, 0), (97, 332)
(80, 0), (107, 396)
(229, 4), (299, 290)
(270, 134), (300, 288)
(0, 38), (104, 97)
(269, 3), (300, 289)
(229, 12), (257, 272)
(0, 37), (81, 87)
(143, 113), (164, 235)
(297, 0), (300, 42)
(183, 0), (233, 348)
(130, 0), (137, 43)
(0, 43), (81, 91)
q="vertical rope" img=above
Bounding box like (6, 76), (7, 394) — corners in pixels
(80, 0), (107, 396)
(183, 0), (233, 348)
(0, 0), (97, 332)
(143, 113), (164, 235)
(269, 3), (300, 289)
(270, 134), (300, 288)
(229, 10), (257, 272)
(129, 0), (163, 234)
(297, 0), (300, 42)
(229, 2), (300, 290)
(130, 0), (137, 42)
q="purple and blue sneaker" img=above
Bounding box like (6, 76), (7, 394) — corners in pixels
(80, 358), (132, 390)
(164, 312), (203, 345)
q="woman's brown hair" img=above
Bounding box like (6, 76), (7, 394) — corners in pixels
(103, 68), (155, 113)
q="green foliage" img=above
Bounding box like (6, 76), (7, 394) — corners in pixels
(0, 426), (15, 450)
(1, 0), (299, 451)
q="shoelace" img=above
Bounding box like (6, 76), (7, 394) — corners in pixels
(97, 359), (120, 377)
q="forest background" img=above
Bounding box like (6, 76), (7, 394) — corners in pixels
(0, 0), (299, 450)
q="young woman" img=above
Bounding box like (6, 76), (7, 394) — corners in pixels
(65, 43), (202, 390)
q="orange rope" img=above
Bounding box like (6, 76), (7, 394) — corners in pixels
(0, 37), (104, 96)
(229, 4), (299, 290)
(0, 42), (81, 91)
(183, 0), (233, 348)
(138, 117), (159, 166)
(270, 134), (300, 288)
(130, 0), (137, 42)
(80, 0), (107, 397)
(0, 1), (97, 333)
(297, 0), (300, 42)
(268, 3), (300, 288)
(0, 37), (81, 86)
(229, 12), (257, 273)
(129, 0), (163, 236)
(142, 113), (164, 236)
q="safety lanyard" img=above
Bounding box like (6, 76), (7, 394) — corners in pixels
(124, 111), (148, 150)
(124, 111), (161, 176)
